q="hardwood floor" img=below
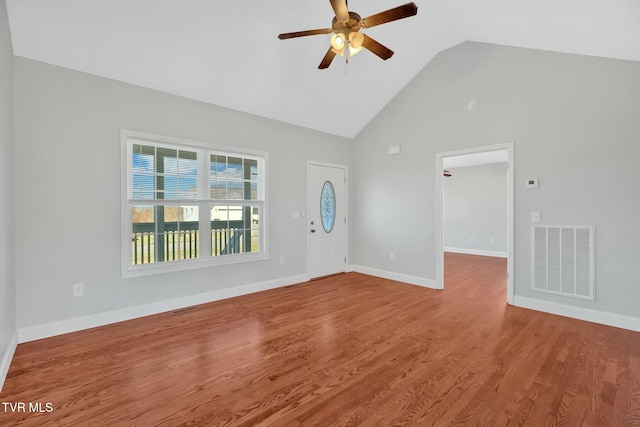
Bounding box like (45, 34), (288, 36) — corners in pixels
(2, 253), (639, 426)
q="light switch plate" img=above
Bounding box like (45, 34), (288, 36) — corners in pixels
(388, 145), (401, 155)
(531, 211), (541, 223)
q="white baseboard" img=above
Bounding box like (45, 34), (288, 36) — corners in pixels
(18, 274), (309, 344)
(514, 296), (640, 332)
(0, 330), (18, 393)
(444, 247), (508, 258)
(347, 266), (640, 333)
(348, 265), (438, 289)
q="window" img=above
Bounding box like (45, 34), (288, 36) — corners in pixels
(121, 131), (267, 277)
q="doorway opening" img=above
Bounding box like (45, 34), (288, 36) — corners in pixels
(435, 143), (514, 304)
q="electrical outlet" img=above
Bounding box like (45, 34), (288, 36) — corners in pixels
(279, 256), (285, 265)
(470, 236), (475, 243)
(73, 283), (84, 297)
(389, 252), (395, 261)
(491, 237), (496, 244)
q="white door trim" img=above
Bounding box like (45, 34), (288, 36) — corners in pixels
(435, 142), (515, 304)
(307, 161), (349, 279)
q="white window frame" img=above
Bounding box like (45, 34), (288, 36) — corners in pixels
(121, 130), (268, 278)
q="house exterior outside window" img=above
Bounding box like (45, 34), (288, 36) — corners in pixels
(121, 130), (267, 278)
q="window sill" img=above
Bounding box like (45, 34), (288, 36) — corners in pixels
(122, 252), (269, 278)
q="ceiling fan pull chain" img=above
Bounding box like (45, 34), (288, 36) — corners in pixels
(345, 41), (350, 74)
(346, 41), (350, 64)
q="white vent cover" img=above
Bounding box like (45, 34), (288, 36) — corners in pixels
(532, 225), (594, 300)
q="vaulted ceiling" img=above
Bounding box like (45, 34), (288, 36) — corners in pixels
(7, 0), (640, 138)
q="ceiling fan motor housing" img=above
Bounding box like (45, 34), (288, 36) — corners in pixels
(332, 12), (362, 32)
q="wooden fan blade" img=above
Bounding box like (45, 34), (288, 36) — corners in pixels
(361, 34), (394, 60)
(330, 0), (350, 22)
(278, 28), (333, 39)
(318, 47), (337, 69)
(361, 2), (418, 28)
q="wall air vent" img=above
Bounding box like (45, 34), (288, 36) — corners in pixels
(532, 225), (594, 300)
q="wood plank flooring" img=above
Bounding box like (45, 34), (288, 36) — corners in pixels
(1, 253), (639, 426)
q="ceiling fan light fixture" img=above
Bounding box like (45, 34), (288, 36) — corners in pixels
(349, 45), (363, 56)
(331, 33), (346, 51)
(333, 45), (362, 58)
(348, 31), (364, 56)
(349, 32), (364, 48)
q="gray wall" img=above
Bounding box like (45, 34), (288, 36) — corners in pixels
(13, 57), (350, 328)
(350, 41), (640, 318)
(8, 40), (640, 331)
(443, 163), (508, 254)
(0, 0), (16, 374)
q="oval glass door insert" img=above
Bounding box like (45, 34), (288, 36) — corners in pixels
(320, 180), (336, 233)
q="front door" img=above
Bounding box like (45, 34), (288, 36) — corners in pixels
(307, 163), (347, 279)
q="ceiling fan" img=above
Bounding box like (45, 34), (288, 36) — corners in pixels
(278, 0), (418, 69)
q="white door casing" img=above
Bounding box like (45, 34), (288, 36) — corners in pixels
(307, 162), (347, 279)
(435, 142), (514, 304)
